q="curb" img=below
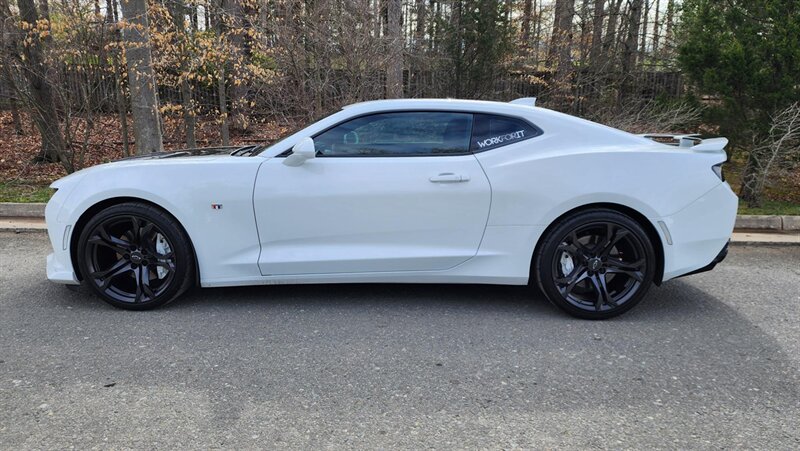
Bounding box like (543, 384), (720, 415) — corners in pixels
(0, 203), (45, 218)
(1, 202), (799, 231)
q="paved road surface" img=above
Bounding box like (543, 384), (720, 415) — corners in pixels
(1, 232), (799, 449)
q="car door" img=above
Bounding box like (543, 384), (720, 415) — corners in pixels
(253, 111), (491, 275)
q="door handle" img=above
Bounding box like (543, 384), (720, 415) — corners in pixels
(429, 173), (470, 183)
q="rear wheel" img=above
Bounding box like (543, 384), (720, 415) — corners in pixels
(76, 202), (195, 310)
(534, 209), (656, 319)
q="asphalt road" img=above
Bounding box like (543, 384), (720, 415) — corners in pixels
(1, 232), (799, 449)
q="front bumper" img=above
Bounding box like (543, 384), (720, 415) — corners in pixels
(47, 252), (79, 284)
(45, 183), (80, 285)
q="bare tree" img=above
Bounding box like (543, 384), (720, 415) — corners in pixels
(639, 0), (650, 60)
(168, 0), (196, 148)
(521, 0), (533, 44)
(741, 103), (800, 207)
(589, 0), (605, 64)
(619, 0), (643, 103)
(593, 100), (702, 134)
(651, 0), (661, 55)
(549, 0), (575, 69)
(14, 0), (70, 167)
(386, 0), (403, 97)
(548, 0), (576, 106)
(119, 0), (163, 154)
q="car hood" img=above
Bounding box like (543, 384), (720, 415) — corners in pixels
(50, 145), (262, 190)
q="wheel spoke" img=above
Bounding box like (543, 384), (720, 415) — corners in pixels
(134, 267), (143, 303)
(88, 226), (129, 255)
(130, 216), (142, 246)
(567, 231), (592, 257)
(90, 258), (132, 290)
(152, 257), (175, 273)
(607, 268), (644, 282)
(142, 269), (155, 299)
(557, 267), (589, 297)
(606, 257), (645, 271)
(598, 225), (629, 257)
(589, 273), (615, 311)
(139, 223), (156, 251)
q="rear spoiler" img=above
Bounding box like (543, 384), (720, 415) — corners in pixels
(509, 97), (537, 107)
(638, 134), (729, 153)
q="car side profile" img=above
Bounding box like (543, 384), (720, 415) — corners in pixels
(45, 98), (737, 319)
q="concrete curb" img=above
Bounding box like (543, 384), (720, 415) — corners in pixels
(1, 202), (799, 231)
(734, 215), (782, 230)
(0, 203), (45, 218)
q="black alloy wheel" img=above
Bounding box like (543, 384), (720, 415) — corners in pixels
(77, 202), (195, 310)
(534, 209), (656, 319)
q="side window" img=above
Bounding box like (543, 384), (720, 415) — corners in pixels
(470, 114), (542, 152)
(314, 112), (473, 157)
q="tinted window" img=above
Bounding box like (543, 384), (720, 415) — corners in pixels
(314, 112), (473, 157)
(470, 114), (542, 152)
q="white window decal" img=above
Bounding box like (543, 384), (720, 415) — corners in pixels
(475, 130), (526, 149)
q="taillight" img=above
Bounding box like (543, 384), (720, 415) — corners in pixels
(712, 163), (725, 181)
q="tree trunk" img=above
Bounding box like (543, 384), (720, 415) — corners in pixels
(217, 65), (230, 146)
(15, 0), (70, 168)
(169, 0), (197, 148)
(589, 0), (605, 64)
(651, 0), (660, 55)
(578, 0), (591, 61)
(215, 0), (230, 144)
(639, 0), (650, 60)
(534, 0), (542, 62)
(411, 0), (427, 96)
(548, 0), (575, 69)
(521, 0), (532, 44)
(739, 152), (762, 207)
(450, 0), (463, 97)
(549, 0), (575, 107)
(621, 0), (642, 74)
(107, 0), (130, 156)
(602, 0), (622, 58)
(385, 0), (403, 98)
(221, 0), (251, 132)
(664, 0), (674, 51)
(119, 0), (163, 154)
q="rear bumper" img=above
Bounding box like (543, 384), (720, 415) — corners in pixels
(660, 182), (738, 281)
(677, 240), (729, 278)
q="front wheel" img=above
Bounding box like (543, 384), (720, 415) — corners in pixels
(534, 209), (656, 319)
(76, 202), (195, 310)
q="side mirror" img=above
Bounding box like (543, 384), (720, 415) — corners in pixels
(283, 137), (316, 167)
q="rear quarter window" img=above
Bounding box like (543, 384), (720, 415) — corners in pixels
(470, 114), (542, 152)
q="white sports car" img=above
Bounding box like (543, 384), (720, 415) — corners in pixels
(45, 98), (737, 318)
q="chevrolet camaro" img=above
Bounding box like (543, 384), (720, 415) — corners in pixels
(45, 98), (737, 318)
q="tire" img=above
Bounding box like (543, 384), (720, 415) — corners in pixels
(534, 209), (656, 319)
(76, 202), (195, 310)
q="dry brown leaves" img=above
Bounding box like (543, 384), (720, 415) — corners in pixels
(0, 111), (294, 186)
